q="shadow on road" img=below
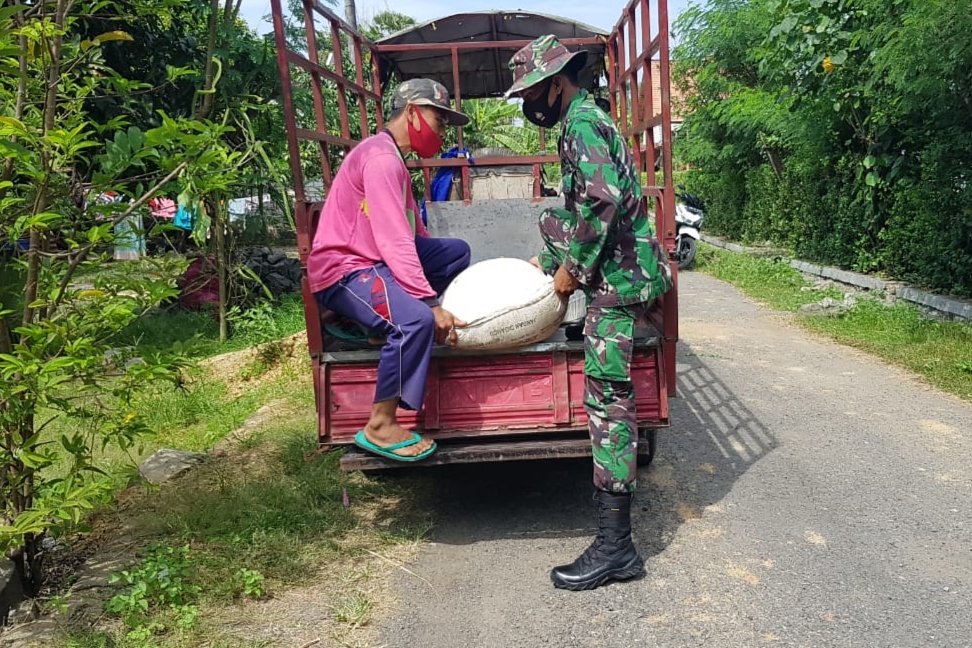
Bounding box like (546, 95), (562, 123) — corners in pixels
(385, 342), (778, 554)
(637, 343), (778, 557)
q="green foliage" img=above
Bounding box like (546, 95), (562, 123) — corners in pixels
(674, 0), (972, 297)
(0, 0), (289, 595)
(234, 567), (266, 599)
(106, 543), (200, 640)
(360, 10), (416, 40)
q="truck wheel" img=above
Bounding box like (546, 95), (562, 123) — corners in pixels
(637, 428), (657, 466)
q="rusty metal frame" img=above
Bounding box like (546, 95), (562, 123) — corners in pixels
(606, 0), (679, 390)
(271, 0), (681, 432)
(270, 0), (385, 412)
(376, 36), (605, 202)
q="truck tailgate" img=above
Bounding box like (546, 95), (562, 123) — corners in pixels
(319, 336), (667, 445)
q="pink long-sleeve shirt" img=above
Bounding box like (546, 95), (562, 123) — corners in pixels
(307, 130), (434, 300)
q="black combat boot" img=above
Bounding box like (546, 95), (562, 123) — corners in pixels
(550, 490), (645, 591)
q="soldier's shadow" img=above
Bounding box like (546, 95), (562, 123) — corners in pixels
(376, 342), (777, 553)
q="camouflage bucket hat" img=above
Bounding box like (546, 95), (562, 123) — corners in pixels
(504, 34), (589, 99)
(391, 78), (470, 126)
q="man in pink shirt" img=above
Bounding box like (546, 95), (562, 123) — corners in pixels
(309, 79), (471, 462)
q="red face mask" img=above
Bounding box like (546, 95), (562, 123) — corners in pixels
(407, 108), (443, 158)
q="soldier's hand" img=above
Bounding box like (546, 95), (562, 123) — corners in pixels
(529, 255), (542, 270)
(553, 265), (580, 300)
(431, 306), (466, 346)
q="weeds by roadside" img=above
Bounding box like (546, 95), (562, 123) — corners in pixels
(695, 244), (972, 403)
(45, 411), (432, 648)
(31, 290), (433, 647)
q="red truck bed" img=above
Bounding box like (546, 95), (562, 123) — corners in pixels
(270, 0), (679, 470)
(324, 333), (667, 470)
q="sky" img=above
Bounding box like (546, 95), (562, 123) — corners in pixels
(238, 0), (695, 36)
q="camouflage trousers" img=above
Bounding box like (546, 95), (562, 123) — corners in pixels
(539, 210), (643, 493)
(583, 305), (643, 493)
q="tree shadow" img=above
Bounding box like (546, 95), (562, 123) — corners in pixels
(380, 342), (778, 554)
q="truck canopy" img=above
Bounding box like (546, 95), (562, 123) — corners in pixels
(376, 11), (607, 99)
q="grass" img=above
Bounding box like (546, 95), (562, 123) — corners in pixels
(116, 292), (307, 359)
(27, 288), (434, 648)
(695, 244), (972, 403)
(41, 360), (430, 648)
(693, 244), (846, 311)
(39, 299), (313, 495)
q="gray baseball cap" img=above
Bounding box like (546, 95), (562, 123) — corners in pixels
(391, 78), (470, 127)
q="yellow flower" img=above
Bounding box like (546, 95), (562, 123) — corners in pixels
(822, 57), (835, 74)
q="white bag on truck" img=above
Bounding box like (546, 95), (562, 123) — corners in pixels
(441, 257), (567, 350)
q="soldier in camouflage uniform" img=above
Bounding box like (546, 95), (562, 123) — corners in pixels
(506, 35), (673, 591)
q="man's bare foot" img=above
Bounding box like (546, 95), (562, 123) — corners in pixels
(363, 420), (434, 458)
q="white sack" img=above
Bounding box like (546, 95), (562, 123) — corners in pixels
(442, 257), (567, 350)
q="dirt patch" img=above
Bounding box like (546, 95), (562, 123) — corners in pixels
(200, 330), (311, 399)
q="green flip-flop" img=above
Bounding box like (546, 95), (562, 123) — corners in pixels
(353, 430), (437, 462)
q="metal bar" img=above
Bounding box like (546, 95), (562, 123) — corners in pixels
(352, 36), (369, 136)
(307, 0), (372, 43)
(301, 1), (332, 186)
(658, 0), (679, 380)
(451, 46), (464, 150)
(616, 25), (628, 131)
(615, 37), (661, 79)
(658, 0), (675, 250)
(270, 0), (305, 207)
(376, 37), (603, 53)
(329, 17), (352, 142)
(371, 45), (384, 130)
(607, 36), (618, 120)
(320, 364), (332, 443)
(627, 6), (639, 127)
(489, 14), (505, 101)
(404, 154), (560, 168)
(322, 336), (660, 363)
(662, 265), (679, 391)
(301, 276), (323, 357)
(339, 436), (597, 471)
(285, 50), (381, 102)
(620, 112), (665, 139)
(657, 332), (672, 410)
(296, 128), (359, 149)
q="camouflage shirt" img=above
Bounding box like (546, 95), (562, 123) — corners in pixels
(538, 89), (673, 307)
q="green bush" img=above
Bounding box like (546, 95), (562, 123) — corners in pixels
(672, 0), (972, 298)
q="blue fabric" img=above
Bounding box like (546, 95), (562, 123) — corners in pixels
(174, 205), (195, 231)
(420, 147), (474, 224)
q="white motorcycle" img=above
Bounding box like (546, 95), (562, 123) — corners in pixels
(674, 189), (705, 270)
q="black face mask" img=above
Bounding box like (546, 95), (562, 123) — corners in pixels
(522, 81), (563, 128)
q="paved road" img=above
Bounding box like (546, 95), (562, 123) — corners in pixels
(377, 271), (972, 648)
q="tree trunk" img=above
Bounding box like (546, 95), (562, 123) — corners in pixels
(196, 0), (220, 120)
(22, 0), (65, 329)
(211, 201), (229, 342)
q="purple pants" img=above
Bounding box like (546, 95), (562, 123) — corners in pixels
(316, 237), (470, 411)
